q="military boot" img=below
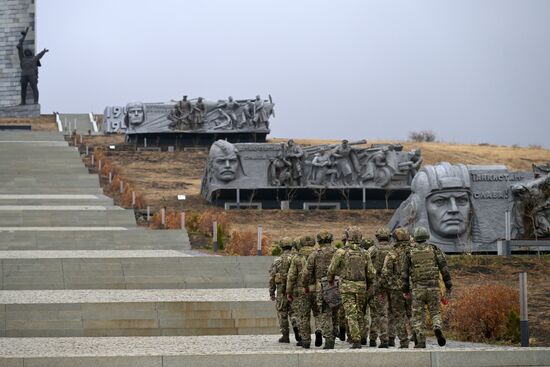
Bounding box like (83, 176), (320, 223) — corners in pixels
(302, 340), (311, 349)
(296, 340), (302, 347)
(279, 334), (290, 343)
(388, 337), (395, 347)
(315, 331), (323, 347)
(360, 337), (367, 345)
(351, 342), (362, 349)
(323, 339), (335, 350)
(410, 331), (417, 343)
(378, 340), (389, 348)
(369, 339), (377, 347)
(399, 341), (409, 349)
(338, 326), (346, 341)
(414, 342), (426, 349)
(293, 326), (301, 342)
(435, 328), (446, 347)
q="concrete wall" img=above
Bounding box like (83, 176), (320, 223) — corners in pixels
(0, 0), (36, 107)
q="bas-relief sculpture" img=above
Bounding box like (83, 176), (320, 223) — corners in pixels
(511, 165), (550, 239)
(17, 26), (48, 105)
(388, 162), (539, 252)
(102, 106), (126, 134)
(201, 139), (422, 203)
(103, 96), (274, 135)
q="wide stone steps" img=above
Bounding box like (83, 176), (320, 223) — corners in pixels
(0, 229), (190, 250)
(0, 209), (136, 227)
(0, 289), (277, 337)
(0, 336), (547, 367)
(0, 194), (114, 206)
(0, 254), (270, 290)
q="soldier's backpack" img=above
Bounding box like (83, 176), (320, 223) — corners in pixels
(321, 277), (342, 308)
(371, 244), (391, 274)
(344, 248), (366, 281)
(410, 244), (439, 284)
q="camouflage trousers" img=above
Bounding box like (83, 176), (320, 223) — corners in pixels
(316, 291), (338, 342)
(341, 290), (367, 343)
(412, 287), (441, 345)
(362, 297), (371, 340)
(292, 292), (319, 342)
(387, 289), (409, 346)
(368, 291), (389, 342)
(276, 294), (297, 336)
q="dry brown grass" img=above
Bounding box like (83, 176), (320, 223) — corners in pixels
(0, 115), (57, 131)
(224, 229), (273, 256)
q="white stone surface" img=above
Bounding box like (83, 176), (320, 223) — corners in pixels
(0, 195), (103, 200)
(0, 288), (270, 304)
(0, 250), (196, 259)
(0, 227), (129, 232)
(0, 206), (122, 211)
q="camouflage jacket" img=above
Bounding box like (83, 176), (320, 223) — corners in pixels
(402, 242), (452, 293)
(302, 244), (336, 289)
(381, 241), (410, 291)
(367, 241), (393, 291)
(287, 246), (315, 296)
(327, 242), (376, 293)
(269, 250), (292, 298)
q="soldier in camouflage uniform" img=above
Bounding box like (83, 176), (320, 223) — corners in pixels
(302, 230), (339, 349)
(327, 226), (376, 349)
(366, 227), (393, 347)
(360, 237), (375, 344)
(402, 226), (452, 348)
(286, 235), (318, 348)
(269, 238), (296, 343)
(380, 227), (412, 348)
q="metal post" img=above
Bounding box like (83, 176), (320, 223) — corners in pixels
(236, 188), (240, 209)
(213, 221), (218, 252)
(132, 191), (136, 207)
(520, 272), (529, 347)
(362, 187), (366, 210)
(91, 154), (94, 165)
(181, 212), (185, 230)
(505, 210), (511, 256)
(74, 136), (77, 146)
(257, 225), (263, 256)
(146, 206), (150, 222)
(79, 134), (83, 144)
(120, 180), (124, 193)
(85, 145), (89, 156)
(98, 160), (102, 172)
(161, 208), (165, 229)
(108, 172), (112, 183)
(144, 137), (147, 148)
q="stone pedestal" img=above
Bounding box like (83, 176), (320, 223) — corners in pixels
(0, 103), (40, 118)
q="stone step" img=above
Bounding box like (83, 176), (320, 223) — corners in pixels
(0, 254), (270, 290)
(0, 336), (547, 367)
(0, 194), (114, 206)
(0, 229), (189, 250)
(0, 209), (136, 227)
(0, 131), (65, 141)
(0, 289), (277, 337)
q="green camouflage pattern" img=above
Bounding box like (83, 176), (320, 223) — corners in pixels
(411, 287), (441, 345)
(375, 227), (391, 241)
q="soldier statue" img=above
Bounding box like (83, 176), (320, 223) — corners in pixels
(190, 97), (206, 128)
(327, 226), (376, 349)
(17, 27), (48, 105)
(286, 139), (305, 186)
(402, 226), (452, 348)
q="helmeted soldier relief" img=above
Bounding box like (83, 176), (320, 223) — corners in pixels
(17, 27), (48, 105)
(207, 140), (245, 183)
(402, 226), (453, 348)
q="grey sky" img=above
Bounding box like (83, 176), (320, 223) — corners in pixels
(36, 0), (550, 146)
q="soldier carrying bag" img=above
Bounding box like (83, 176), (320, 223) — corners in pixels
(320, 277), (342, 308)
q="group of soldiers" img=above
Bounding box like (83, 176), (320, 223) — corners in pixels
(269, 225), (452, 350)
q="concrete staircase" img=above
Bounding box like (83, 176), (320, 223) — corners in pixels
(57, 113), (95, 134)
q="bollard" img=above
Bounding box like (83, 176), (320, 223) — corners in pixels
(79, 134), (83, 144)
(362, 187), (366, 210)
(161, 208), (166, 229)
(257, 225), (263, 256)
(132, 191), (136, 207)
(236, 188), (240, 209)
(144, 137), (147, 148)
(91, 154), (95, 165)
(98, 160), (102, 172)
(85, 145), (89, 156)
(74, 136), (77, 146)
(120, 180), (124, 193)
(520, 272), (529, 347)
(181, 212), (185, 230)
(213, 221), (218, 252)
(146, 206), (150, 222)
(108, 172), (112, 183)
(505, 210), (511, 256)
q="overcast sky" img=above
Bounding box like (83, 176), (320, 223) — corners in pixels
(36, 0), (550, 147)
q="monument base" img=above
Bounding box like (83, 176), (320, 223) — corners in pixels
(126, 131), (268, 148)
(209, 187), (411, 210)
(0, 103), (40, 118)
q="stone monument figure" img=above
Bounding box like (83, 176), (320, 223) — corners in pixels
(389, 163), (473, 246)
(190, 97), (207, 128)
(331, 139), (361, 185)
(217, 96), (241, 129)
(17, 27), (48, 105)
(269, 143), (292, 186)
(309, 149), (337, 185)
(402, 148), (423, 184)
(252, 95), (269, 129)
(511, 171), (550, 238)
(125, 102), (146, 126)
(208, 140), (246, 183)
(286, 139), (305, 186)
(169, 95), (192, 130)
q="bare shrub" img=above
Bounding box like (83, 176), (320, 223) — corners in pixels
(197, 210), (232, 236)
(225, 229), (273, 256)
(448, 284), (519, 342)
(409, 130), (436, 142)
